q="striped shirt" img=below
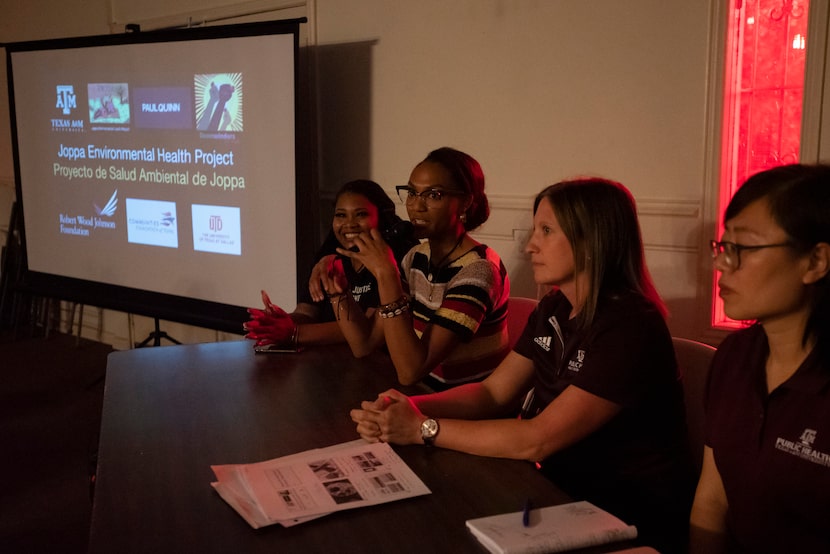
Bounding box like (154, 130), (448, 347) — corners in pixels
(401, 242), (510, 386)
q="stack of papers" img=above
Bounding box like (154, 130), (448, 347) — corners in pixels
(211, 439), (431, 528)
(466, 500), (638, 554)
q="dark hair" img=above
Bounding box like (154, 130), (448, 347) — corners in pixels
(422, 147), (489, 230)
(725, 163), (830, 352)
(534, 177), (666, 330)
(318, 179), (417, 263)
(334, 179), (398, 232)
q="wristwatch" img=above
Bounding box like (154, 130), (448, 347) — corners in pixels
(420, 418), (439, 446)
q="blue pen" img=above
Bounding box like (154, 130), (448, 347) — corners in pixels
(522, 498), (531, 527)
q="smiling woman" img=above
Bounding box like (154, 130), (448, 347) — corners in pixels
(243, 179), (417, 350)
(317, 147), (511, 390)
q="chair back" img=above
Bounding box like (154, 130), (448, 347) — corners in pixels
(672, 337), (716, 474)
(507, 297), (539, 349)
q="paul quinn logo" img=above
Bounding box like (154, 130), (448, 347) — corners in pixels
(775, 428), (830, 468)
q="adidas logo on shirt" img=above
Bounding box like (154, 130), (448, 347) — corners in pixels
(534, 336), (552, 351)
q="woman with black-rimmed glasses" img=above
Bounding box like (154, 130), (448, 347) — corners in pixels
(312, 147), (510, 390)
(690, 164), (830, 553)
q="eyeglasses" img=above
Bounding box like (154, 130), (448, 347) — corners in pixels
(709, 240), (792, 270)
(395, 185), (466, 206)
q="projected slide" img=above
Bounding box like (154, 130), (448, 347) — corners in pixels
(9, 27), (299, 316)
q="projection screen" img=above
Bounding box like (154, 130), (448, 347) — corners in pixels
(5, 19), (309, 333)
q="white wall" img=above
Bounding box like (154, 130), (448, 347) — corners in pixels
(0, 0), (721, 347)
(313, 0), (717, 341)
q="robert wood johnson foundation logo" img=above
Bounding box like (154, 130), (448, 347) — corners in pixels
(58, 190), (118, 237)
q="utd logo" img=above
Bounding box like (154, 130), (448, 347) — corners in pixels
(209, 215), (223, 231)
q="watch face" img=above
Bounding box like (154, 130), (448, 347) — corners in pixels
(421, 418), (438, 438)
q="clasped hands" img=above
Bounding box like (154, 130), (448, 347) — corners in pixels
(243, 290), (296, 347)
(350, 389), (424, 445)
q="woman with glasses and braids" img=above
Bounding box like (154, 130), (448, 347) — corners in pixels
(312, 147), (510, 390)
(690, 164), (830, 553)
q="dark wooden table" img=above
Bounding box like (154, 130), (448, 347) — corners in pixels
(87, 340), (594, 553)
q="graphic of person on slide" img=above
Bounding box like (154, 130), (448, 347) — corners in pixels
(197, 81), (235, 131)
(196, 82), (218, 131)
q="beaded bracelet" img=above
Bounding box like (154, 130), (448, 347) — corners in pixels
(378, 295), (410, 319)
(379, 303), (409, 319)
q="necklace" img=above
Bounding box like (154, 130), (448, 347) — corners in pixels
(427, 234), (465, 282)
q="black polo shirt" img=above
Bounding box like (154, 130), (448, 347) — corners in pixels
(514, 290), (694, 553)
(705, 324), (830, 552)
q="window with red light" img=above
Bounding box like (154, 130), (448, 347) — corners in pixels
(713, 0), (810, 328)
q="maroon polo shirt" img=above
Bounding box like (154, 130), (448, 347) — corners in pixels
(705, 324), (830, 552)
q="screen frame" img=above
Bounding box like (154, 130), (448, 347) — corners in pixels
(4, 18), (311, 334)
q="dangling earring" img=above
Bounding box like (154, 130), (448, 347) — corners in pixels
(460, 212), (467, 223)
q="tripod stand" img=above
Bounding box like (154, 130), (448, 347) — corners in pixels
(136, 317), (181, 347)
